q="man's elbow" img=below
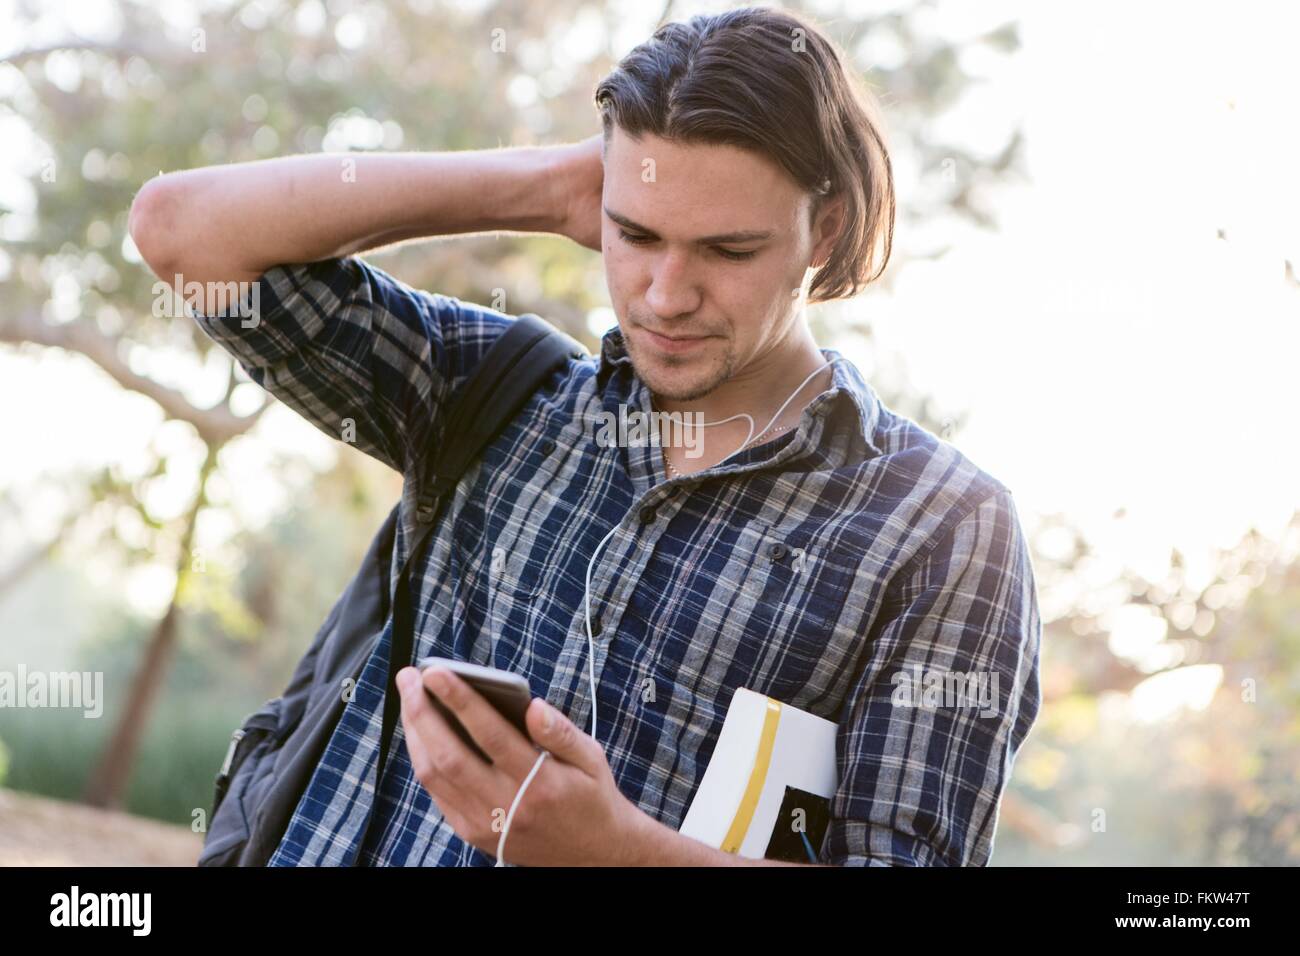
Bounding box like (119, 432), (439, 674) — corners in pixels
(128, 176), (183, 281)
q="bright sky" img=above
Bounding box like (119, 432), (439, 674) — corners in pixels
(839, 0), (1300, 597)
(1, 0), (1297, 630)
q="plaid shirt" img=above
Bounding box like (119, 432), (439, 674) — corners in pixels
(194, 255), (1042, 866)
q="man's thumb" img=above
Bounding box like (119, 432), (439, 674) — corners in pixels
(530, 698), (590, 766)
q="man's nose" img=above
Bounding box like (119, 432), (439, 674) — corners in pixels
(644, 248), (702, 320)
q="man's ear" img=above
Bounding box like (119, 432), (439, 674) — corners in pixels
(810, 193), (847, 268)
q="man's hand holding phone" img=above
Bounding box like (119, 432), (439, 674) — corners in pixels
(394, 660), (648, 866)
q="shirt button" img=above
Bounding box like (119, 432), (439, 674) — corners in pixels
(539, 438), (556, 457)
(639, 505), (657, 525)
(769, 541), (788, 560)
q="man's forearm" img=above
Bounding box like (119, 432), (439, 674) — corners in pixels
(622, 809), (823, 866)
(128, 146), (564, 288)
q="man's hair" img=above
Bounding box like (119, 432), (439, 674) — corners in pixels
(594, 5), (895, 303)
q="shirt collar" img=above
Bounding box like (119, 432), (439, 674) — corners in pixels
(595, 324), (884, 460)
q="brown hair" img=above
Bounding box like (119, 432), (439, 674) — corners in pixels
(594, 5), (895, 303)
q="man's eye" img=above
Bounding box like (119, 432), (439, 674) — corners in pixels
(618, 229), (757, 262)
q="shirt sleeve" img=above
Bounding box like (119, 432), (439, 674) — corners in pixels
(189, 256), (512, 474)
(821, 487), (1043, 866)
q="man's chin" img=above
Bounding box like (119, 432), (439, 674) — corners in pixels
(631, 358), (729, 402)
(622, 331), (733, 401)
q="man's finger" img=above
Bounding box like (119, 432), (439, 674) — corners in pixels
(397, 667), (498, 798)
(524, 696), (606, 776)
(421, 665), (541, 781)
(398, 710), (474, 827)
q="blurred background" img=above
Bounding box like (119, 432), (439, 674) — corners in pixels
(0, 0), (1297, 865)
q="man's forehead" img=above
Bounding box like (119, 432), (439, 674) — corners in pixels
(604, 129), (803, 237)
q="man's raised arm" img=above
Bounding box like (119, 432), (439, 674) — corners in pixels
(127, 139), (602, 290)
(122, 139), (602, 474)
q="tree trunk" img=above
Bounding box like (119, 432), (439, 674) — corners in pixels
(82, 444), (217, 809)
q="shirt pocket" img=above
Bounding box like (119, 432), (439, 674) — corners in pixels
(450, 517), (547, 654)
(674, 518), (867, 707)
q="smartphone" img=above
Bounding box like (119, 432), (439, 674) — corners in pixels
(415, 657), (535, 762)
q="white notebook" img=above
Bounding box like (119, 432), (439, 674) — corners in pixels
(680, 687), (839, 862)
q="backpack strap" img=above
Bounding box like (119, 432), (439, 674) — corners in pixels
(361, 313), (585, 855)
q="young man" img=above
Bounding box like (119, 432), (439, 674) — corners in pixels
(129, 7), (1040, 866)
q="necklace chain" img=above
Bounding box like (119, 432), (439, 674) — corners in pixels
(660, 418), (795, 479)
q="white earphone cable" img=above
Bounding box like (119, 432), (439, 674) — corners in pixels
(493, 356), (843, 865)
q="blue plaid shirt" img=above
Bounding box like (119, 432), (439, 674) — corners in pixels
(194, 255), (1041, 866)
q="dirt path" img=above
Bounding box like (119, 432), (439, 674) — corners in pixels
(0, 787), (204, 866)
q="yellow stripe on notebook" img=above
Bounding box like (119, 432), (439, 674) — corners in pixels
(720, 697), (782, 853)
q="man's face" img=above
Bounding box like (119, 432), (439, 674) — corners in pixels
(600, 126), (840, 402)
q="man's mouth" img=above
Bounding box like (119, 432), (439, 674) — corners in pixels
(636, 325), (717, 355)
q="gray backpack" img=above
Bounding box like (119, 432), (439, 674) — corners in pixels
(197, 314), (585, 866)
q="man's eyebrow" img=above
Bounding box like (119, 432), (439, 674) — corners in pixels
(603, 206), (775, 244)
